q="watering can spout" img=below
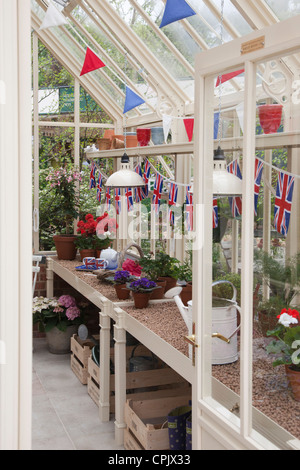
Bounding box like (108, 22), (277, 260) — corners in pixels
(164, 286), (190, 330)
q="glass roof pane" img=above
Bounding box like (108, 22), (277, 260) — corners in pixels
(107, 0), (194, 79)
(209, 0), (253, 36)
(265, 0), (300, 20)
(32, 0), (156, 117)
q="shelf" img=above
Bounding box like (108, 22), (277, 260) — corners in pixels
(85, 131), (300, 160)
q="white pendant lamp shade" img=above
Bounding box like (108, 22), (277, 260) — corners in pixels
(105, 153), (145, 188)
(189, 147), (243, 196)
(213, 146), (242, 196)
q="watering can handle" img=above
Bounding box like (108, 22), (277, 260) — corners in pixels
(212, 280), (237, 303)
(212, 304), (242, 343)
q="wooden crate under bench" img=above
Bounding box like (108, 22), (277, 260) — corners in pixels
(124, 393), (191, 451)
(87, 344), (190, 413)
(70, 334), (99, 385)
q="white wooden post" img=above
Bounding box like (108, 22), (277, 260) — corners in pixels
(0, 0), (32, 450)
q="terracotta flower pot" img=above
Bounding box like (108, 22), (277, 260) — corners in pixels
(79, 249), (96, 262)
(111, 137), (125, 149)
(97, 138), (111, 150)
(158, 276), (177, 293)
(285, 365), (300, 401)
(125, 135), (138, 147)
(258, 104), (283, 134)
(53, 235), (77, 260)
(103, 129), (115, 140)
(132, 291), (152, 309)
(150, 280), (166, 300)
(114, 284), (130, 300)
(180, 282), (192, 306)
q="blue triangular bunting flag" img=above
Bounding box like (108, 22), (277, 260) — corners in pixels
(160, 0), (196, 28)
(123, 86), (145, 114)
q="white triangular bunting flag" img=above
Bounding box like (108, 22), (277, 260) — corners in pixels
(163, 114), (173, 142)
(236, 102), (244, 134)
(40, 1), (68, 30)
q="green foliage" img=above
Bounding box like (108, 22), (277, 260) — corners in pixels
(266, 324), (300, 370)
(140, 252), (180, 280)
(254, 250), (300, 306)
(213, 273), (241, 305)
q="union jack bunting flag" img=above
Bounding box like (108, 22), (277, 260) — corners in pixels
(185, 185), (193, 231)
(114, 188), (121, 215)
(96, 172), (103, 203)
(89, 161), (96, 189)
(142, 159), (151, 198)
(227, 159), (242, 218)
(254, 158), (264, 216)
(105, 187), (111, 209)
(274, 171), (295, 236)
(168, 182), (178, 224)
(134, 164), (143, 203)
(152, 173), (163, 213)
(213, 198), (218, 229)
(125, 187), (134, 212)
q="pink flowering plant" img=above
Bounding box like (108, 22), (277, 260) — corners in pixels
(266, 308), (300, 371)
(33, 295), (83, 332)
(46, 165), (82, 234)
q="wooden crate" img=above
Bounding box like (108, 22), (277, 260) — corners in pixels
(124, 393), (191, 451)
(124, 428), (144, 450)
(87, 346), (190, 414)
(70, 334), (99, 385)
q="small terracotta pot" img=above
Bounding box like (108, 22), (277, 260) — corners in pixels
(158, 276), (177, 293)
(114, 284), (130, 300)
(150, 280), (166, 300)
(111, 137), (125, 149)
(53, 235), (77, 260)
(97, 138), (111, 150)
(79, 249), (96, 262)
(103, 129), (115, 140)
(132, 291), (152, 309)
(125, 135), (138, 147)
(285, 365), (300, 401)
(180, 282), (192, 306)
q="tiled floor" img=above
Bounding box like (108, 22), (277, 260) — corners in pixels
(32, 338), (124, 451)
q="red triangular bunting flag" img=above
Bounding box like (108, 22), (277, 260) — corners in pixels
(183, 118), (194, 142)
(216, 69), (244, 87)
(80, 47), (106, 76)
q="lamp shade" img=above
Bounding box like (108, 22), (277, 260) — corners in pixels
(189, 147), (243, 196)
(105, 153), (145, 188)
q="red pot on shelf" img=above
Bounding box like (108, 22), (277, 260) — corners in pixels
(136, 128), (151, 146)
(258, 104), (283, 134)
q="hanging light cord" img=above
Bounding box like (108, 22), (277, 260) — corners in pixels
(123, 52), (128, 151)
(217, 0), (225, 148)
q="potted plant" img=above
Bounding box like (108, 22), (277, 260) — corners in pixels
(94, 212), (118, 257)
(177, 256), (193, 306)
(152, 252), (180, 293)
(76, 213), (97, 260)
(254, 250), (300, 336)
(266, 307), (300, 401)
(33, 295), (83, 354)
(127, 278), (158, 309)
(111, 270), (133, 300)
(138, 254), (166, 299)
(46, 166), (82, 260)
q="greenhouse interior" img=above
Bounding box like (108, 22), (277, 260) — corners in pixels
(1, 0), (300, 452)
